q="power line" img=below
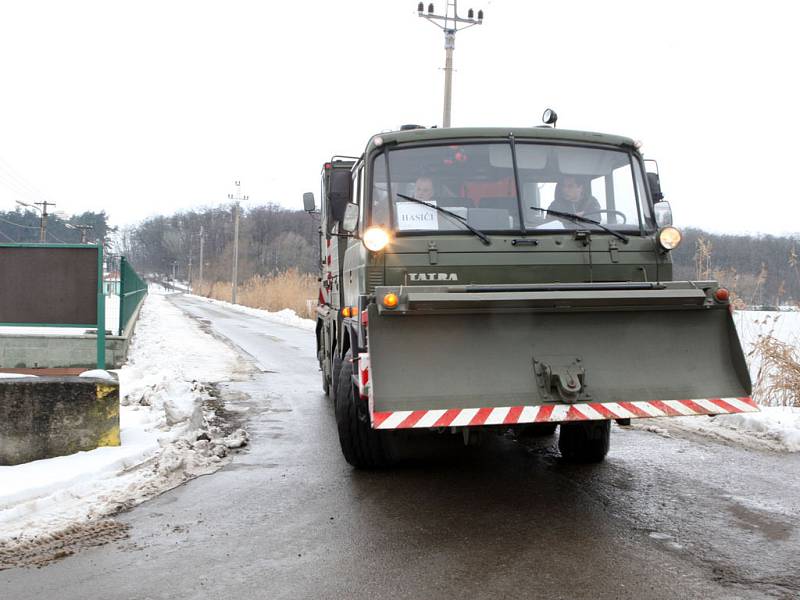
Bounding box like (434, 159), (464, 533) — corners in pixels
(0, 155), (54, 204)
(47, 230), (69, 244)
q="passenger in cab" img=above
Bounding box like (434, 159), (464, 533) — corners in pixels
(547, 175), (601, 218)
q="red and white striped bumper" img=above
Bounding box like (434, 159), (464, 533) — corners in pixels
(370, 397), (759, 430)
(354, 352), (758, 430)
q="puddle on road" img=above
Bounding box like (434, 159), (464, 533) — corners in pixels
(726, 502), (793, 542)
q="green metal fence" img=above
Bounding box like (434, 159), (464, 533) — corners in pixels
(118, 256), (148, 336)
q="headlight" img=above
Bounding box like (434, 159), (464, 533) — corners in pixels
(363, 227), (390, 252)
(658, 226), (682, 251)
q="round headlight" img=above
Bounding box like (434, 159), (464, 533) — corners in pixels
(658, 226), (682, 251)
(363, 227), (390, 252)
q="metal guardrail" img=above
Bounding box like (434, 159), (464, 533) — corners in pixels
(118, 256), (147, 336)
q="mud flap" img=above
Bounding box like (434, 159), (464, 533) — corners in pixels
(366, 301), (752, 427)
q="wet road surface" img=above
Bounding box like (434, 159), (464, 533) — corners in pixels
(3, 294), (800, 599)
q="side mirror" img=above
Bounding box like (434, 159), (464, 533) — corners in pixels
(647, 172), (664, 202)
(340, 203), (359, 233)
(302, 192), (316, 213)
(654, 201), (673, 227)
(328, 170), (353, 223)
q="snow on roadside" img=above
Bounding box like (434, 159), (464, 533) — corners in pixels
(637, 310), (800, 452)
(0, 293), (247, 544)
(638, 407), (800, 453)
(188, 293), (315, 331)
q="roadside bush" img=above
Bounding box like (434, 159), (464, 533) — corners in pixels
(749, 316), (800, 407)
(196, 269), (317, 318)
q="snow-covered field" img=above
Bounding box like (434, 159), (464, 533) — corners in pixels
(0, 290), (247, 543)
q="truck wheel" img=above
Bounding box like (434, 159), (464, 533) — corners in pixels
(330, 354), (342, 401)
(335, 352), (390, 468)
(558, 420), (610, 463)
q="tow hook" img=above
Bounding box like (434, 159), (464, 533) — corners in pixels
(533, 357), (590, 403)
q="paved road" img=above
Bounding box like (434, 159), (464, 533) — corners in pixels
(4, 295), (800, 599)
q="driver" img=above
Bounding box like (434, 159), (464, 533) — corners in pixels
(414, 176), (435, 202)
(547, 175), (601, 218)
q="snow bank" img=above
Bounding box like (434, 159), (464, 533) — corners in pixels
(189, 294), (316, 332)
(645, 407), (800, 453)
(0, 294), (246, 543)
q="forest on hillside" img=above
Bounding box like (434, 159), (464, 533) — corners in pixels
(673, 228), (800, 308)
(116, 204), (318, 285)
(0, 209), (111, 246)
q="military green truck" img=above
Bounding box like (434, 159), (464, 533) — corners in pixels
(303, 121), (755, 468)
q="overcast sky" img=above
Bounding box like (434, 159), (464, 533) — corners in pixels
(0, 0), (797, 235)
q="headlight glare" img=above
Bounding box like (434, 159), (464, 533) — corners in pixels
(363, 227), (390, 252)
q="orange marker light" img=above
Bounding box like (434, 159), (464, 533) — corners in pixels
(714, 287), (730, 302)
(382, 293), (399, 309)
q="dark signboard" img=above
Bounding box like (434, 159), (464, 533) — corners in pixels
(0, 245), (99, 326)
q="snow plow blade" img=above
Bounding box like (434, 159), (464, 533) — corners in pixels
(364, 284), (755, 429)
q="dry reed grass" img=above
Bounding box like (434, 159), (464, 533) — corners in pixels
(748, 315), (800, 407)
(195, 269), (317, 318)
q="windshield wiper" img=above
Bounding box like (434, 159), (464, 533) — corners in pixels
(533, 208), (629, 243)
(396, 193), (491, 245)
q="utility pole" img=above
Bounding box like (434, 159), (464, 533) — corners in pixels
(227, 181), (249, 304)
(66, 223), (93, 243)
(15, 199), (57, 242)
(417, 1), (484, 128)
(188, 234), (193, 292)
(198, 225), (205, 285)
(35, 201), (56, 242)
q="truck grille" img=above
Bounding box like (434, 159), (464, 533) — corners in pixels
(367, 269), (383, 293)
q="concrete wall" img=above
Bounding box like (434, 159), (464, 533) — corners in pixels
(0, 377), (120, 466)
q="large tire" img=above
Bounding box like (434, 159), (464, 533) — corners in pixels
(558, 420), (610, 463)
(330, 354), (343, 401)
(335, 352), (390, 468)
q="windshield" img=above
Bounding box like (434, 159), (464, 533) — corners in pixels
(370, 141), (652, 234)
